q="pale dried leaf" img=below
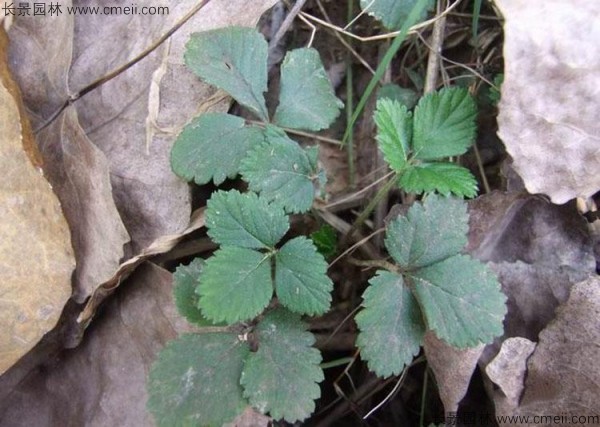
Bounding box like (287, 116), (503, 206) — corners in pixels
(496, 0), (600, 203)
(485, 337), (536, 409)
(423, 332), (483, 414)
(0, 34), (75, 374)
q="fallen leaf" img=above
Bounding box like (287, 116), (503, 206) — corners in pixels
(496, 0), (600, 203)
(0, 29), (75, 375)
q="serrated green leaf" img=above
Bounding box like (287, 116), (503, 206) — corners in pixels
(170, 113), (265, 185)
(206, 190), (289, 249)
(310, 224), (337, 258)
(377, 83), (419, 109)
(240, 128), (319, 213)
(409, 254), (506, 347)
(198, 247), (272, 324)
(185, 27), (269, 120)
(148, 333), (250, 427)
(360, 0), (433, 30)
(399, 162), (478, 198)
(275, 237), (333, 316)
(355, 271), (425, 377)
(173, 259), (223, 327)
(241, 309), (323, 422)
(273, 48), (343, 131)
(374, 98), (412, 172)
(385, 195), (468, 269)
(413, 87), (477, 160)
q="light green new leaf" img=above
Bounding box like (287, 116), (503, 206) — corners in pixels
(410, 254), (507, 348)
(413, 87), (477, 160)
(185, 27), (269, 120)
(241, 309), (323, 422)
(273, 48), (343, 131)
(374, 98), (412, 172)
(399, 162), (478, 198)
(206, 190), (289, 249)
(240, 128), (319, 213)
(385, 195), (468, 269)
(275, 237), (333, 316)
(173, 259), (223, 327)
(360, 0), (433, 30)
(148, 333), (250, 427)
(171, 113), (265, 185)
(198, 247), (272, 324)
(355, 271), (425, 377)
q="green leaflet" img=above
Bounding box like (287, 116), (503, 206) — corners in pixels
(360, 0), (433, 30)
(197, 247), (272, 324)
(399, 162), (478, 198)
(170, 113), (264, 185)
(355, 271), (425, 377)
(377, 83), (419, 109)
(275, 236), (333, 316)
(374, 98), (412, 172)
(185, 27), (269, 120)
(240, 128), (320, 213)
(385, 194), (468, 269)
(410, 255), (506, 348)
(147, 333), (250, 427)
(274, 48), (343, 131)
(173, 259), (222, 327)
(310, 224), (338, 259)
(241, 309), (323, 422)
(205, 190), (289, 250)
(412, 87), (477, 160)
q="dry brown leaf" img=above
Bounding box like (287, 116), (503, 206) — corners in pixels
(496, 0), (600, 204)
(498, 277), (600, 424)
(0, 29), (74, 375)
(0, 263), (197, 426)
(423, 332), (484, 414)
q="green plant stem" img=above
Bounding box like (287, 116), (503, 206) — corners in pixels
(342, 0), (431, 145)
(320, 357), (355, 370)
(347, 257), (399, 274)
(419, 366), (429, 427)
(346, 0), (356, 188)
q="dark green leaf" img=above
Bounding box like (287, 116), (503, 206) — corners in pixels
(148, 333), (250, 427)
(410, 255), (507, 347)
(273, 48), (343, 131)
(374, 98), (412, 172)
(275, 237), (333, 316)
(360, 0), (433, 30)
(185, 27), (269, 120)
(310, 224), (337, 258)
(399, 162), (478, 198)
(356, 271), (425, 377)
(377, 83), (419, 109)
(385, 194), (468, 269)
(206, 190), (289, 249)
(413, 87), (477, 160)
(170, 113), (264, 185)
(198, 247), (272, 324)
(241, 309), (323, 422)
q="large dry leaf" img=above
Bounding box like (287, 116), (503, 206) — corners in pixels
(496, 277), (600, 423)
(0, 30), (74, 375)
(496, 0), (600, 204)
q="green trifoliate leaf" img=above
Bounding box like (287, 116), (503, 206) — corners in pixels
(185, 27), (269, 120)
(170, 113), (265, 185)
(173, 259), (223, 327)
(241, 309), (323, 422)
(148, 333), (250, 427)
(377, 83), (419, 109)
(198, 247), (272, 324)
(240, 128), (320, 213)
(273, 48), (343, 131)
(409, 254), (506, 348)
(413, 87), (477, 160)
(310, 224), (337, 259)
(206, 190), (289, 249)
(355, 271), (426, 377)
(374, 98), (412, 172)
(360, 0), (433, 30)
(275, 237), (333, 316)
(399, 162), (478, 198)
(385, 194), (468, 269)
